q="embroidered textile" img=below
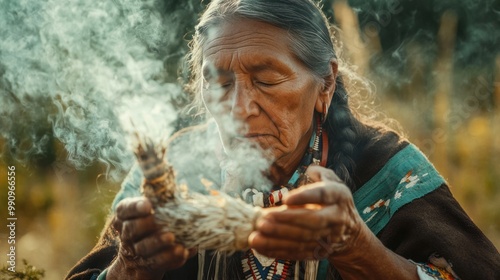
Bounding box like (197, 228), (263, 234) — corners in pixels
(416, 263), (457, 280)
(353, 144), (446, 235)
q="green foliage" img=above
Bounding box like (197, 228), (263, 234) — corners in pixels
(0, 2), (498, 278)
(0, 260), (45, 280)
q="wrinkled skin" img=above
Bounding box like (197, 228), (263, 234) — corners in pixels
(106, 198), (195, 280)
(105, 18), (419, 280)
(250, 166), (363, 260)
(201, 18), (336, 186)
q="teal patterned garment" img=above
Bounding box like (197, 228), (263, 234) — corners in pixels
(352, 144), (446, 235)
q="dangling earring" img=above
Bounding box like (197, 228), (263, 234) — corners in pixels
(321, 102), (328, 123)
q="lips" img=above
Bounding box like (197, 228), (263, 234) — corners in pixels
(234, 133), (274, 141)
(231, 133), (272, 145)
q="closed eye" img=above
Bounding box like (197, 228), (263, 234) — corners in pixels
(255, 80), (282, 87)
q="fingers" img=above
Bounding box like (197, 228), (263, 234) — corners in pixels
(251, 218), (358, 260)
(256, 216), (332, 241)
(162, 245), (191, 270)
(145, 244), (190, 270)
(110, 196), (196, 276)
(118, 226), (192, 271)
(130, 243), (190, 271)
(116, 197), (153, 220)
(261, 206), (345, 230)
(120, 214), (158, 242)
(304, 165), (342, 183)
(283, 182), (328, 206)
(257, 206), (351, 241)
(249, 231), (347, 260)
(112, 197), (157, 239)
(252, 167), (364, 260)
(284, 174), (351, 206)
(133, 231), (176, 257)
(249, 231), (319, 253)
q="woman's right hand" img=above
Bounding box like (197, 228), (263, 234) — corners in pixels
(106, 197), (193, 280)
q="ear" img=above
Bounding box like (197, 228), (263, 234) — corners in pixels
(315, 59), (338, 114)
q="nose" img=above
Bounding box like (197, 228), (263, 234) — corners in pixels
(230, 79), (259, 120)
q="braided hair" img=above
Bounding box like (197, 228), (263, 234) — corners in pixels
(324, 74), (368, 190)
(186, 0), (379, 278)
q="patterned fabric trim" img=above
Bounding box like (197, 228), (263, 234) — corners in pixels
(415, 263), (458, 280)
(353, 144), (446, 235)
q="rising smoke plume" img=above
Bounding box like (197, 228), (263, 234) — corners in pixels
(0, 0), (191, 180)
(0, 0), (272, 192)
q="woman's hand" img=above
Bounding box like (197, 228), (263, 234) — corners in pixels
(106, 197), (194, 280)
(249, 166), (419, 279)
(249, 165), (366, 261)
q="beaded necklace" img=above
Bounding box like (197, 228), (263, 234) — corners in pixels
(241, 116), (328, 280)
(241, 116), (327, 207)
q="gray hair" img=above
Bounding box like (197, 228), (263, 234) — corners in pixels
(186, 0), (374, 193)
(186, 0), (337, 108)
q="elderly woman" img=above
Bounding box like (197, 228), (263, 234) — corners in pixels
(66, 0), (499, 279)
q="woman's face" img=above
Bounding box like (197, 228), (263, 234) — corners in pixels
(201, 18), (332, 178)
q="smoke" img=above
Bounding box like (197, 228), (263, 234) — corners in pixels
(0, 0), (184, 179)
(0, 0), (273, 193)
(178, 54), (273, 194)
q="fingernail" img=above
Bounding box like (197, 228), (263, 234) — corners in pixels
(133, 244), (141, 255)
(136, 200), (148, 213)
(256, 218), (272, 234)
(248, 231), (258, 246)
(161, 232), (175, 243)
(256, 218), (266, 228)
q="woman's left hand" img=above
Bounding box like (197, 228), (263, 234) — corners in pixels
(248, 165), (366, 260)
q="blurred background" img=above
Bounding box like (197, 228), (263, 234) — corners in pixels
(0, 0), (499, 278)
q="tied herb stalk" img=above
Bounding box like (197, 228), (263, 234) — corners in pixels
(133, 136), (262, 251)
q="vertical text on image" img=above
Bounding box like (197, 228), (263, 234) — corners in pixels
(6, 165), (17, 272)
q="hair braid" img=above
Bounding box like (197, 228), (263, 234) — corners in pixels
(325, 75), (364, 190)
